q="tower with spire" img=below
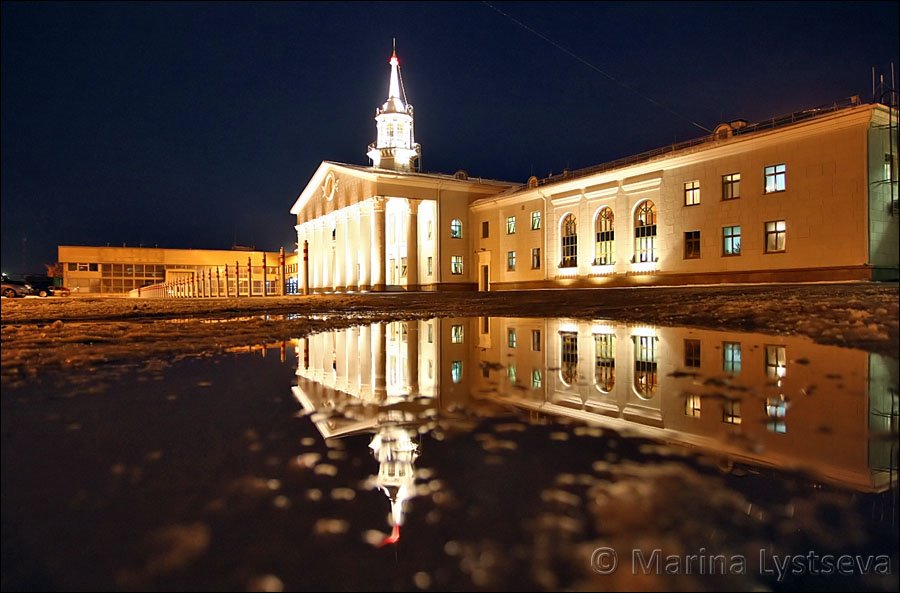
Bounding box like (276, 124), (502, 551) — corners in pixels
(367, 41), (421, 172)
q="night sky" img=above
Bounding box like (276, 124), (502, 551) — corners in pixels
(2, 1), (898, 275)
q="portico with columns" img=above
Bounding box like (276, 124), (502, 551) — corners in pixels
(290, 46), (514, 293)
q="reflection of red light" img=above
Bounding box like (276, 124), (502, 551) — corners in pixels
(378, 525), (401, 547)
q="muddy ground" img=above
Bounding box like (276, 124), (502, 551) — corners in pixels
(2, 283), (898, 383)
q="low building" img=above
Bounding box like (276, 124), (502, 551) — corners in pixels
(58, 245), (297, 295)
(292, 48), (898, 292)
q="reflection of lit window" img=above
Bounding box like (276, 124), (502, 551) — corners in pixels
(482, 365), (490, 378)
(560, 332), (578, 384)
(532, 330), (541, 351)
(427, 257), (433, 276)
(532, 368), (542, 389)
(684, 339), (700, 368)
(723, 400), (742, 425)
(481, 316), (490, 334)
(723, 342), (741, 374)
(765, 345), (787, 379)
(594, 333), (615, 392)
(685, 394), (701, 417)
(400, 257), (408, 278)
(633, 335), (658, 397)
(482, 220), (489, 238)
(451, 324), (464, 344)
(451, 360), (463, 383)
(428, 360), (433, 379)
(427, 324), (433, 343)
(508, 365), (517, 383)
(508, 328), (517, 348)
(766, 396), (787, 433)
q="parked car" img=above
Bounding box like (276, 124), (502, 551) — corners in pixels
(24, 275), (60, 298)
(1, 274), (34, 298)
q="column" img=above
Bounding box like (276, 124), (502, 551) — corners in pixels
(334, 211), (347, 292)
(358, 205), (372, 291)
(372, 322), (387, 401)
(371, 197), (387, 291)
(321, 217), (331, 292)
(312, 221), (323, 293)
(346, 208), (359, 291)
(405, 320), (419, 395)
(406, 199), (419, 291)
(347, 326), (360, 395)
(300, 230), (309, 295)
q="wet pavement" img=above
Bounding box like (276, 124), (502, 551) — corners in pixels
(2, 317), (898, 591)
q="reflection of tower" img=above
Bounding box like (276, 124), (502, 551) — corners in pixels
(369, 421), (419, 544)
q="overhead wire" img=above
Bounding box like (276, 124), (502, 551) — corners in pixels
(482, 1), (712, 134)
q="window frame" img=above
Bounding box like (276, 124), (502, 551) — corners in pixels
(764, 220), (786, 253)
(722, 172), (740, 200)
(764, 163), (786, 194)
(450, 218), (463, 239)
(683, 230), (701, 260)
(684, 180), (701, 206)
(722, 225), (741, 256)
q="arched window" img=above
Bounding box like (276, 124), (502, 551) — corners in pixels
(560, 332), (578, 385)
(633, 335), (658, 398)
(450, 218), (463, 239)
(560, 214), (577, 268)
(594, 333), (615, 392)
(594, 208), (615, 265)
(634, 200), (657, 263)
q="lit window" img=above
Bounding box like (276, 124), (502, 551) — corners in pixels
(450, 255), (463, 275)
(506, 216), (516, 234)
(507, 365), (517, 383)
(560, 332), (578, 384)
(722, 173), (740, 200)
(532, 369), (543, 389)
(685, 394), (702, 418)
(684, 230), (701, 259)
(633, 200), (657, 263)
(594, 207), (615, 265)
(765, 345), (786, 380)
(450, 218), (463, 239)
(633, 335), (658, 397)
(531, 329), (541, 351)
(765, 220), (786, 253)
(531, 211), (542, 230)
(507, 251), (516, 271)
(684, 339), (700, 368)
(451, 360), (463, 383)
(482, 221), (489, 238)
(764, 164), (786, 193)
(560, 214), (577, 268)
(684, 180), (700, 206)
(507, 328), (517, 348)
(723, 400), (741, 425)
(722, 226), (741, 256)
(531, 248), (541, 269)
(766, 396), (787, 433)
(451, 324), (464, 344)
(723, 342), (741, 374)
(594, 333), (615, 392)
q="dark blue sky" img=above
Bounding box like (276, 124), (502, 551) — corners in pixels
(2, 1), (898, 274)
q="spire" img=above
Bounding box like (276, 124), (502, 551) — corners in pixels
(367, 41), (421, 172)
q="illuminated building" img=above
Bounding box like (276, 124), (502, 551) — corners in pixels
(58, 245), (299, 295)
(291, 48), (898, 291)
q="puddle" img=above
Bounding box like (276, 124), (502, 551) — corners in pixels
(2, 317), (897, 591)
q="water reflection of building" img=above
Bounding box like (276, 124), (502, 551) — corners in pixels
(293, 319), (898, 514)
